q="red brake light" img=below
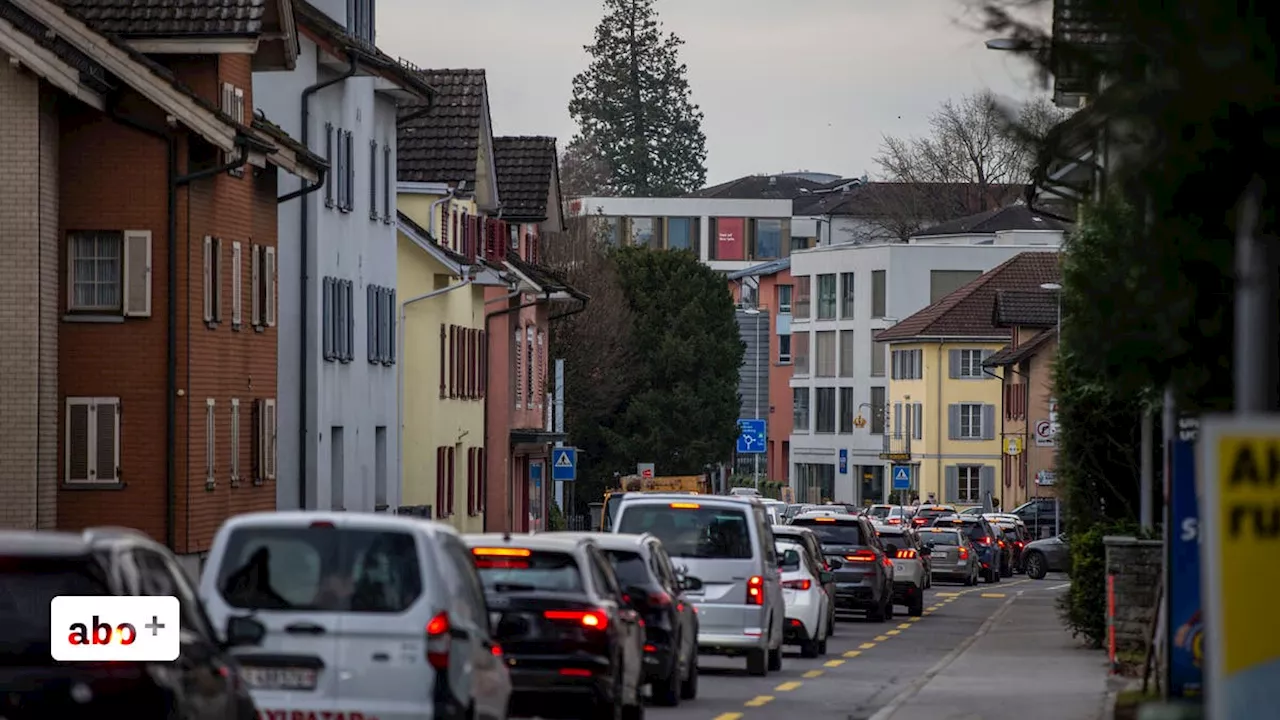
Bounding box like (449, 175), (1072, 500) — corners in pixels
(912, 518), (927, 526)
(309, 521), (335, 528)
(472, 547), (531, 557)
(998, 540), (1006, 548)
(544, 609), (609, 631)
(976, 536), (992, 546)
(490, 643), (503, 657)
(643, 643), (657, 653)
(560, 668), (593, 677)
(958, 547), (970, 560)
(887, 517), (902, 525)
(747, 575), (764, 605)
(649, 591), (672, 607)
(426, 612), (450, 669)
(895, 549), (918, 559)
(782, 579), (811, 590)
(1016, 541), (1025, 548)
(475, 558), (529, 569)
(845, 550), (877, 563)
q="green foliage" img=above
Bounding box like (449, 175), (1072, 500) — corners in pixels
(547, 501), (567, 531)
(1057, 522), (1151, 647)
(568, 0), (707, 195)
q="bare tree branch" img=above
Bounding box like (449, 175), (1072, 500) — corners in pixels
(559, 137), (614, 198)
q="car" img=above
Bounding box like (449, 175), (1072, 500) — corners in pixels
(988, 525), (1016, 578)
(199, 512), (511, 720)
(465, 533), (646, 720)
(930, 515), (1004, 583)
(774, 536), (832, 657)
(911, 504), (958, 528)
(0, 528), (260, 720)
(917, 527), (981, 585)
(772, 525), (836, 635)
(729, 487), (761, 497)
(873, 524), (928, 616)
(1010, 497), (1063, 539)
(867, 504), (912, 526)
(761, 500), (787, 525)
(612, 494), (786, 676)
(984, 514), (1032, 573)
(550, 532), (698, 706)
(790, 512), (894, 622)
(1022, 533), (1071, 579)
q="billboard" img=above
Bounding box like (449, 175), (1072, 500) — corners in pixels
(715, 218), (745, 260)
(1167, 415), (1202, 697)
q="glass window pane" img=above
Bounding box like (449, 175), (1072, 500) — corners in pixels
(839, 331), (854, 377)
(755, 219), (782, 259)
(840, 272), (855, 318)
(793, 387), (810, 431)
(817, 275), (837, 319)
(794, 277), (811, 319)
(667, 217), (693, 250)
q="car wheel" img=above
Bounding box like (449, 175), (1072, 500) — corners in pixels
(768, 642), (783, 671)
(591, 672), (624, 720)
(800, 635), (819, 658)
(909, 591), (924, 617)
(827, 606), (837, 635)
(680, 655), (698, 700)
(1024, 551), (1048, 579)
(653, 658), (681, 707)
(622, 700), (644, 720)
(817, 631), (828, 655)
(746, 648), (768, 676)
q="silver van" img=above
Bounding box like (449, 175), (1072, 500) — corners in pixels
(612, 494), (785, 676)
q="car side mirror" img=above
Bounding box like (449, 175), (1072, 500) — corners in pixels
(818, 570), (834, 584)
(919, 546), (932, 556)
(224, 615), (266, 648)
(827, 557), (844, 569)
(681, 575), (703, 592)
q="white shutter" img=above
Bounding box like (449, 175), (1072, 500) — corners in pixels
(230, 398), (240, 483)
(265, 398), (277, 480)
(265, 247), (277, 327)
(205, 399), (216, 485)
(231, 241), (242, 328)
(212, 238), (223, 322)
(250, 244), (262, 327)
(255, 399), (266, 482)
(202, 236), (213, 322)
(122, 230), (152, 317)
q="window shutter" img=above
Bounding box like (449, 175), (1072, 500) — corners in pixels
(386, 290), (396, 365)
(65, 399), (92, 483)
(322, 277), (334, 360)
(947, 403), (960, 440)
(265, 247), (276, 327)
(369, 138), (379, 220)
(514, 327), (523, 408)
(478, 330), (486, 398)
(948, 349), (961, 378)
(477, 449), (486, 512)
(467, 448), (476, 515)
(345, 280), (355, 360)
(263, 398), (277, 481)
(893, 403), (902, 438)
(345, 130), (355, 211)
(979, 465), (996, 503)
(213, 238), (223, 322)
(367, 284), (379, 363)
(439, 324), (447, 397)
(250, 244), (262, 326)
(122, 230), (152, 317)
(913, 403), (923, 439)
(230, 399), (240, 483)
(447, 446), (455, 511)
(324, 123), (335, 208)
(202, 236), (213, 322)
(944, 466), (959, 503)
(448, 325), (457, 397)
(338, 280), (351, 361)
(435, 447), (446, 517)
(230, 241), (242, 328)
(95, 398), (121, 483)
(383, 144), (392, 222)
(913, 350), (922, 378)
(205, 399), (216, 486)
(253, 399), (264, 483)
(981, 404), (996, 440)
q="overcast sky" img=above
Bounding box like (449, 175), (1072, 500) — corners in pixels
(377, 0), (1051, 186)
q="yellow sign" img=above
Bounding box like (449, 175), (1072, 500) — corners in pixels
(853, 415), (867, 429)
(1004, 437), (1023, 456)
(1200, 416), (1280, 719)
(879, 452), (911, 462)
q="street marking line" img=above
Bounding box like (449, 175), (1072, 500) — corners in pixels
(1049, 582), (1070, 590)
(898, 623), (912, 629)
(824, 659), (845, 667)
(744, 695), (774, 707)
(859, 642), (877, 649)
(923, 610), (934, 615)
(803, 669), (824, 678)
(935, 592), (961, 596)
(887, 630), (901, 635)
(714, 714), (743, 720)
(875, 634), (890, 641)
(908, 617), (922, 622)
(981, 593), (1006, 598)
(775, 681), (802, 692)
(843, 650), (861, 658)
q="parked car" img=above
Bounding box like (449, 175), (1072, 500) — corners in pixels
(911, 504), (958, 528)
(791, 512), (894, 622)
(774, 536), (832, 657)
(873, 524), (928, 616)
(613, 494), (785, 676)
(1011, 497), (1063, 539)
(465, 533), (645, 720)
(551, 532), (698, 705)
(931, 515), (1004, 583)
(1022, 533), (1071, 579)
(917, 527), (981, 586)
(200, 513), (511, 720)
(1, 528), (260, 720)
(772, 525), (836, 635)
(985, 514), (1032, 574)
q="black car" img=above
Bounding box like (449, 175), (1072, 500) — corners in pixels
(0, 528), (260, 720)
(466, 533), (645, 720)
(988, 517), (1032, 574)
(552, 532), (698, 706)
(790, 512), (894, 622)
(911, 504), (958, 528)
(1011, 497), (1063, 539)
(930, 516), (1004, 583)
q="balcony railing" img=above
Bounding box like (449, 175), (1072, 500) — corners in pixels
(1051, 0), (1126, 99)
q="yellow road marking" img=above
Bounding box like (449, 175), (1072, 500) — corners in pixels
(775, 681), (802, 692)
(874, 634), (890, 641)
(843, 650), (861, 658)
(898, 623), (912, 629)
(859, 642), (877, 649)
(715, 714), (743, 720)
(803, 669), (824, 678)
(824, 659), (845, 667)
(744, 696), (774, 707)
(909, 616), (922, 622)
(887, 629), (901, 635)
(935, 592), (961, 596)
(981, 593), (1006, 598)
(928, 606), (942, 611)
(923, 610), (934, 615)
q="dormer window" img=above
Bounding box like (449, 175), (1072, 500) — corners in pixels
(347, 0), (375, 44)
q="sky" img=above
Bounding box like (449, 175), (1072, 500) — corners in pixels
(376, 0), (1052, 186)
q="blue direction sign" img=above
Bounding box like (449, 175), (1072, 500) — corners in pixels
(737, 419), (767, 454)
(891, 464), (912, 490)
(551, 447), (577, 482)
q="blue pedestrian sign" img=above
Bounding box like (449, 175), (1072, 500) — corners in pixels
(736, 419), (766, 454)
(551, 447), (577, 482)
(891, 464), (912, 490)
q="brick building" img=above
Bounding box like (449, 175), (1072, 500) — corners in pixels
(0, 0), (323, 563)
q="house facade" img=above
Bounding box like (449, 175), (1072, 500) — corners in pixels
(874, 252), (1062, 506)
(254, 0), (433, 513)
(0, 0), (321, 565)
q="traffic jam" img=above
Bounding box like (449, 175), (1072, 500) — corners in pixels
(3, 493), (1058, 719)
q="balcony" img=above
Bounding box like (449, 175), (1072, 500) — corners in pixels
(1050, 0), (1126, 104)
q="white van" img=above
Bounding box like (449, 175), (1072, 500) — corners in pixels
(199, 512), (510, 720)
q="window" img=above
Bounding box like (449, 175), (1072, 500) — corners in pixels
(954, 465), (982, 503)
(950, 348), (988, 378)
(840, 272), (855, 318)
(63, 397), (120, 485)
(950, 402), (995, 440)
(347, 0), (375, 43)
(839, 387), (854, 433)
(870, 331), (886, 377)
(815, 331), (836, 377)
(816, 274), (837, 319)
(67, 230), (152, 317)
(323, 277), (354, 362)
(793, 387), (810, 431)
(629, 217), (661, 247)
(871, 269), (886, 318)
(777, 284), (793, 313)
(793, 331), (810, 375)
(231, 241), (243, 329)
(839, 330), (855, 377)
(367, 285), (396, 365)
(435, 446), (456, 517)
(467, 447), (481, 515)
(369, 139), (379, 221)
(205, 399), (216, 488)
(892, 349), (923, 379)
(712, 217), (746, 260)
(335, 129), (354, 212)
(220, 83), (245, 176)
(331, 426), (346, 509)
(324, 123), (335, 208)
(754, 219), (783, 259)
(473, 549), (583, 592)
(815, 388), (836, 433)
(893, 402), (903, 438)
(382, 144), (392, 223)
(778, 333), (792, 364)
(930, 270), (982, 304)
(794, 276), (811, 319)
(249, 244), (275, 330)
(374, 426), (387, 510)
(514, 326), (524, 409)
(230, 398), (241, 486)
(869, 386), (886, 435)
(254, 398), (276, 483)
(526, 326), (536, 408)
(616, 505), (753, 559)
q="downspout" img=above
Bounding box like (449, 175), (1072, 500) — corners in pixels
(428, 188), (459, 244)
(935, 340), (945, 503)
(296, 53), (358, 509)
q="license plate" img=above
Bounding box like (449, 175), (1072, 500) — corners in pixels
(239, 666), (317, 691)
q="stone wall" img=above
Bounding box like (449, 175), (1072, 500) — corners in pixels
(1104, 535), (1164, 651)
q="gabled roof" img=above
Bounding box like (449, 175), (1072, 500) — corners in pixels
(397, 68), (490, 185)
(292, 1), (434, 100)
(59, 0), (266, 37)
(992, 289), (1058, 328)
(874, 252), (1062, 343)
(504, 254), (587, 303)
(912, 203), (1070, 238)
(983, 328), (1056, 367)
(688, 174), (826, 200)
(394, 211), (505, 285)
(492, 136), (556, 221)
(726, 257), (791, 280)
(792, 182), (1027, 218)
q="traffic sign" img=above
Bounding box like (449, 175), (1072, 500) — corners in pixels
(737, 418), (766, 454)
(637, 463), (654, 480)
(551, 447), (577, 482)
(1200, 415), (1280, 718)
(891, 464), (912, 490)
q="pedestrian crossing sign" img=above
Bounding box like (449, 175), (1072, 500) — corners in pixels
(551, 447), (577, 482)
(892, 464), (912, 490)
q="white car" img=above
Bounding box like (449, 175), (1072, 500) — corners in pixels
(874, 523), (928, 616)
(775, 537), (831, 657)
(199, 512), (511, 720)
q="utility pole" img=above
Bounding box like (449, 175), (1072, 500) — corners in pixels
(1234, 178), (1278, 412)
(554, 358), (565, 513)
(753, 308), (761, 492)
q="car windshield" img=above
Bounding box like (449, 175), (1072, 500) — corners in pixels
(792, 519), (865, 546)
(472, 549), (585, 593)
(616, 504), (753, 559)
(217, 526), (423, 612)
(604, 495), (625, 531)
(0, 556), (110, 664)
(601, 549), (651, 587)
(877, 532), (908, 553)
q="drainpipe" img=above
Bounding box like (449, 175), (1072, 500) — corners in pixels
(935, 340), (945, 503)
(428, 187), (460, 244)
(295, 53), (358, 510)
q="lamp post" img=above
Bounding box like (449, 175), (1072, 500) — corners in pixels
(744, 305), (763, 491)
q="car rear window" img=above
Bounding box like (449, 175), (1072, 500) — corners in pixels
(960, 523), (988, 541)
(922, 530), (963, 545)
(616, 504), (752, 559)
(217, 526), (422, 613)
(792, 519), (865, 546)
(601, 550), (651, 588)
(877, 531), (908, 552)
(775, 539), (804, 570)
(0, 557), (110, 663)
(916, 508), (953, 520)
(868, 506), (892, 518)
(471, 549), (584, 593)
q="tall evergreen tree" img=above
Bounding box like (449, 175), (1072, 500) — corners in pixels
(569, 0), (708, 196)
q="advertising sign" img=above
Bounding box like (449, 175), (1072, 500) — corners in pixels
(1168, 416), (1202, 697)
(715, 218), (745, 261)
(1200, 416), (1280, 718)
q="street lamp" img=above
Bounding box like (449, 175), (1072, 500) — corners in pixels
(1040, 282), (1062, 345)
(743, 305), (763, 491)
(984, 38), (1039, 51)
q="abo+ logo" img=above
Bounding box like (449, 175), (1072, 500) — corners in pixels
(50, 595), (180, 662)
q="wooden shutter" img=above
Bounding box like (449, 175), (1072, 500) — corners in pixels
(202, 236), (213, 322)
(477, 449), (486, 513)
(981, 404), (997, 440)
(230, 241), (242, 328)
(467, 448), (476, 515)
(230, 398), (240, 483)
(122, 230), (152, 317)
(446, 446), (456, 513)
(944, 466), (959, 503)
(250, 244), (262, 327)
(479, 330), (487, 398)
(439, 324), (447, 397)
(264, 247), (276, 327)
(979, 466), (996, 503)
(264, 399), (276, 480)
(448, 325), (457, 397)
(205, 399), (216, 485)
(947, 404), (960, 440)
(436, 447), (446, 517)
(948, 349), (961, 378)
(94, 398), (120, 483)
(65, 398), (92, 483)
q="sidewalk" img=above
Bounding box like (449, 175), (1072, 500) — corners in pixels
(875, 586), (1112, 720)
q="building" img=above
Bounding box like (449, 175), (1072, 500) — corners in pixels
(786, 205), (1067, 505)
(0, 0), (322, 563)
(982, 290), (1061, 507)
(254, 0), (434, 513)
(873, 252), (1063, 506)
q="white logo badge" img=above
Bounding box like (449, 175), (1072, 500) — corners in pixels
(50, 596), (181, 662)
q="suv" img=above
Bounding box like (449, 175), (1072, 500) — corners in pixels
(199, 512), (511, 720)
(0, 528), (259, 719)
(791, 512), (894, 622)
(932, 515), (1003, 583)
(613, 494), (785, 676)
(911, 504), (958, 528)
(873, 524), (928, 616)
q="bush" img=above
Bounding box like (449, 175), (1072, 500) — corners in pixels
(1057, 521), (1149, 647)
(547, 501), (567, 531)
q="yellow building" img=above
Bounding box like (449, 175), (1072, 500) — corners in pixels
(874, 252), (1062, 507)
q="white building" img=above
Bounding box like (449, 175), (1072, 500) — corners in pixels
(787, 205), (1067, 503)
(254, 0), (434, 511)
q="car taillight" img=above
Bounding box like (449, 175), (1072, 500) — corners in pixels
(887, 517), (902, 525)
(648, 591), (672, 607)
(958, 547), (970, 560)
(544, 609), (609, 631)
(746, 575), (764, 605)
(426, 612), (450, 669)
(782, 579), (811, 590)
(1016, 541), (1025, 548)
(975, 536), (991, 546)
(643, 643), (657, 653)
(895, 549), (918, 559)
(998, 540), (1006, 548)
(490, 643), (503, 657)
(913, 518), (927, 526)
(845, 550), (877, 563)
